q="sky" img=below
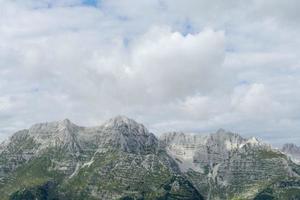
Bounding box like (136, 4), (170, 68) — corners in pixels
(0, 0), (300, 146)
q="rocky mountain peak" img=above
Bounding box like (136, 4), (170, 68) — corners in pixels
(25, 119), (82, 153)
(208, 129), (246, 150)
(61, 118), (72, 126)
(103, 115), (137, 126)
(213, 129), (243, 139)
(29, 118), (78, 134)
(282, 143), (300, 163)
(216, 128), (226, 134)
(245, 136), (260, 145)
(96, 116), (159, 154)
(102, 115), (149, 136)
(282, 143), (300, 153)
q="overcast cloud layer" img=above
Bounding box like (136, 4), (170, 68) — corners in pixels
(0, 0), (300, 146)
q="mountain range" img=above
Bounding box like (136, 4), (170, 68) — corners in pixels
(0, 116), (299, 200)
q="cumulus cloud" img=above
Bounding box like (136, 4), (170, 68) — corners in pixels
(126, 27), (225, 103)
(231, 83), (278, 117)
(0, 0), (299, 146)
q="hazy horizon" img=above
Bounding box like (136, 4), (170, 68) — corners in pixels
(0, 116), (290, 148)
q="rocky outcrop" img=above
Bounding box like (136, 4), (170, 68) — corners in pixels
(282, 143), (300, 164)
(0, 116), (202, 200)
(161, 130), (297, 199)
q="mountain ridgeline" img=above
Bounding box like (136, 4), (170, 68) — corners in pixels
(0, 116), (299, 200)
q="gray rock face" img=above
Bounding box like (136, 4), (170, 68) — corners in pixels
(282, 143), (300, 163)
(0, 116), (161, 178)
(195, 129), (246, 166)
(7, 116), (158, 154)
(0, 116), (202, 200)
(161, 130), (297, 199)
(28, 118), (82, 152)
(97, 115), (159, 154)
(160, 129), (264, 171)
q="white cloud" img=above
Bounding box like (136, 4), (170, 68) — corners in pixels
(0, 0), (299, 146)
(127, 27), (225, 103)
(0, 96), (13, 112)
(231, 83), (279, 117)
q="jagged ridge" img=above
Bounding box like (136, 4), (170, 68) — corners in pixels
(0, 116), (299, 200)
(0, 116), (203, 200)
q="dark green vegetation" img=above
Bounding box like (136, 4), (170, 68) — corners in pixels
(10, 181), (59, 200)
(254, 180), (300, 200)
(3, 149), (204, 200)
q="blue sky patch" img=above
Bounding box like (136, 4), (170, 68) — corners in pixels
(82, 0), (99, 7)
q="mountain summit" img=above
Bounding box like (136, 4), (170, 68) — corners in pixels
(99, 116), (158, 154)
(0, 116), (299, 200)
(102, 115), (146, 131)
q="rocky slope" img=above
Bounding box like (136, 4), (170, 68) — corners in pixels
(282, 143), (300, 164)
(161, 130), (300, 199)
(0, 116), (299, 200)
(0, 116), (203, 200)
